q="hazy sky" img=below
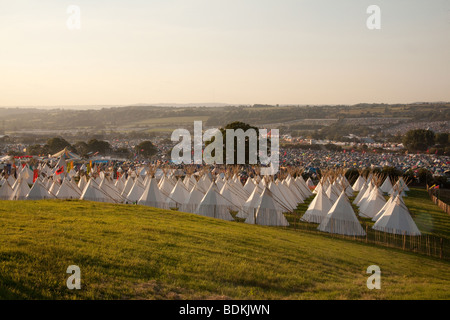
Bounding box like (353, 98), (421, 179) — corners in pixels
(0, 0), (449, 107)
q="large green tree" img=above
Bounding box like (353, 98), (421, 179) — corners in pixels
(73, 141), (89, 157)
(135, 141), (157, 158)
(435, 132), (449, 146)
(87, 139), (111, 155)
(402, 129), (435, 152)
(46, 137), (73, 154)
(206, 121), (267, 165)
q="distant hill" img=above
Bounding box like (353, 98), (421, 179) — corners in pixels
(0, 103), (449, 136)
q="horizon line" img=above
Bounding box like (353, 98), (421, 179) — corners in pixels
(0, 101), (449, 110)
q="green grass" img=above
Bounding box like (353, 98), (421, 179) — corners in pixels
(0, 198), (449, 300)
(403, 188), (450, 239)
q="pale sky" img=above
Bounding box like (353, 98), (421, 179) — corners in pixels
(0, 0), (449, 107)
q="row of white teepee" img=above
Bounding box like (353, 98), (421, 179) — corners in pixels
(301, 172), (420, 236)
(303, 174), (366, 236)
(353, 174), (420, 236)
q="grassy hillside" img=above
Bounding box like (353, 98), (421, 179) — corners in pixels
(286, 188), (450, 258)
(0, 199), (449, 300)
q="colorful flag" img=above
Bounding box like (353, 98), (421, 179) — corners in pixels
(55, 166), (64, 175)
(33, 169), (39, 183)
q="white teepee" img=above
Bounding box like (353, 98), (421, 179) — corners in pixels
(195, 183), (235, 221)
(318, 191), (366, 236)
(301, 188), (333, 224)
(245, 188), (289, 226)
(138, 178), (168, 209)
(372, 196), (421, 236)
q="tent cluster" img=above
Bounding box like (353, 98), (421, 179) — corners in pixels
(0, 163), (316, 227)
(1, 159), (422, 236)
(352, 173), (419, 236)
(300, 170), (420, 237)
(301, 170), (366, 236)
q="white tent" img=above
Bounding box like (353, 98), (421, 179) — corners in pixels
(19, 165), (34, 185)
(340, 176), (355, 197)
(115, 175), (126, 193)
(229, 178), (249, 201)
(277, 181), (300, 209)
(352, 175), (366, 192)
(325, 183), (340, 203)
(48, 180), (61, 195)
(286, 178), (305, 203)
(180, 185), (205, 213)
(78, 176), (87, 191)
(138, 178), (168, 209)
(55, 178), (81, 199)
(306, 177), (315, 189)
(80, 179), (115, 203)
(243, 178), (256, 195)
(127, 179), (145, 203)
(372, 196), (421, 236)
(183, 175), (197, 191)
(10, 179), (31, 200)
(158, 175), (175, 196)
(301, 188), (333, 224)
(389, 180), (408, 197)
(397, 177), (409, 191)
(195, 183), (235, 221)
(281, 179), (304, 205)
(313, 180), (323, 195)
(98, 178), (123, 202)
(0, 181), (14, 200)
(267, 181), (294, 211)
(27, 180), (54, 200)
(295, 176), (313, 197)
(245, 188), (289, 227)
(372, 191), (400, 222)
(318, 191), (366, 236)
(5, 175), (15, 187)
(220, 181), (242, 205)
(353, 182), (368, 205)
(358, 186), (386, 219)
(380, 176), (393, 194)
(238, 183), (263, 219)
(166, 179), (190, 209)
(121, 176), (135, 197)
(356, 182), (373, 207)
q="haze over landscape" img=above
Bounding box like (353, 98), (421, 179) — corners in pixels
(1, 0), (449, 107)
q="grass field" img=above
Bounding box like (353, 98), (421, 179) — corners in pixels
(286, 188), (450, 256)
(0, 193), (449, 300)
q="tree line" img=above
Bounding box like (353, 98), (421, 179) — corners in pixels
(24, 137), (157, 159)
(402, 129), (450, 154)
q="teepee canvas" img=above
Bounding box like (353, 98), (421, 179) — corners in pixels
(301, 188), (333, 224)
(195, 183), (234, 221)
(372, 196), (421, 236)
(245, 188), (289, 227)
(318, 191), (366, 236)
